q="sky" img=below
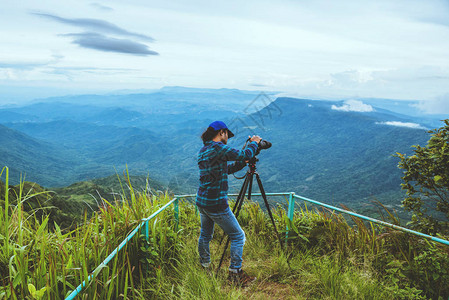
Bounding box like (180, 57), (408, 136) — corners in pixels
(1, 0), (449, 111)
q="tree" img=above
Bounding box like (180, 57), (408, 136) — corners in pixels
(396, 119), (449, 235)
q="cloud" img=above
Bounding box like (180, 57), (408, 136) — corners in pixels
(62, 32), (159, 56)
(0, 62), (47, 70)
(329, 70), (374, 86)
(33, 12), (154, 42)
(320, 67), (449, 100)
(414, 94), (449, 114)
(376, 121), (426, 129)
(331, 100), (374, 112)
(0, 56), (62, 70)
(90, 2), (114, 11)
(44, 66), (138, 80)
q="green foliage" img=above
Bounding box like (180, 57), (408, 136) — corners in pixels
(412, 244), (449, 297)
(2, 168), (449, 299)
(241, 199), (448, 299)
(0, 179), (82, 230)
(138, 219), (181, 274)
(0, 167), (180, 299)
(28, 283), (47, 300)
(396, 119), (449, 235)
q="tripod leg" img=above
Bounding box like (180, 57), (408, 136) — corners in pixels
(216, 172), (251, 273)
(235, 172), (253, 219)
(255, 173), (283, 248)
(218, 172), (250, 247)
(231, 173), (250, 214)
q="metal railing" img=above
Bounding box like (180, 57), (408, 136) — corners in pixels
(65, 192), (449, 299)
(179, 192), (449, 246)
(65, 197), (179, 300)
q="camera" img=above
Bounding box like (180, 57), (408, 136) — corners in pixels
(244, 137), (272, 155)
(255, 139), (272, 155)
(258, 139), (272, 150)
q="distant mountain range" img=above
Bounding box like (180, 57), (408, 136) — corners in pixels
(0, 87), (442, 212)
(230, 98), (429, 207)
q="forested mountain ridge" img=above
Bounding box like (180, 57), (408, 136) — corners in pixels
(0, 89), (435, 209)
(236, 97), (430, 207)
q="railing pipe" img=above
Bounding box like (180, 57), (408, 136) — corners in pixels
(176, 192), (291, 198)
(65, 197), (178, 300)
(292, 194), (449, 247)
(178, 192), (449, 246)
(67, 192), (449, 299)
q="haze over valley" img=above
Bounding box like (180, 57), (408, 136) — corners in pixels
(1, 87), (441, 215)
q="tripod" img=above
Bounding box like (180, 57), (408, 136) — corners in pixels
(216, 156), (283, 272)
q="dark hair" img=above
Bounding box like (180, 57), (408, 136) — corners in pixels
(201, 127), (221, 144)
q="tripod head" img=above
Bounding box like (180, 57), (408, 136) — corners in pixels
(246, 156), (259, 173)
(234, 137), (271, 179)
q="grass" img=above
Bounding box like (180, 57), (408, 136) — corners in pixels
(1, 166), (448, 299)
(0, 167), (180, 299)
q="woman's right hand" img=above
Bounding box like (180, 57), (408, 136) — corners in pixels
(249, 135), (262, 143)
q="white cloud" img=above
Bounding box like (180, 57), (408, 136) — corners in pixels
(1, 0), (449, 103)
(414, 94), (449, 114)
(376, 121), (425, 129)
(319, 66), (449, 101)
(331, 100), (374, 112)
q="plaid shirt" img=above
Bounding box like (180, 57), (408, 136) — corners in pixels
(196, 140), (259, 211)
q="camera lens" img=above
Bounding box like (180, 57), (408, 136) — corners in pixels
(259, 140), (272, 150)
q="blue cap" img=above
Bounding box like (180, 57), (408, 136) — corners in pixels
(208, 121), (235, 138)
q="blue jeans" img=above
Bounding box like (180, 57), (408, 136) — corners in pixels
(197, 206), (246, 270)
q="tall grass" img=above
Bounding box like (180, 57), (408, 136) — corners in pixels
(1, 167), (448, 299)
(0, 167), (180, 299)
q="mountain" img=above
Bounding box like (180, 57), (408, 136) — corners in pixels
(11, 87), (271, 133)
(3, 103), (146, 126)
(0, 124), (79, 186)
(29, 87), (268, 109)
(6, 120), (160, 154)
(0, 110), (39, 123)
(52, 174), (167, 207)
(224, 97), (430, 210)
(3, 120), (178, 185)
(0, 88), (438, 211)
(3, 100), (239, 133)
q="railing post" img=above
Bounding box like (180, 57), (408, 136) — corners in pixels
(174, 198), (179, 231)
(285, 192), (295, 245)
(141, 219), (150, 251)
(145, 220), (149, 243)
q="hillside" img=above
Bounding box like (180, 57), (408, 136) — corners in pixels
(168, 97), (431, 212)
(52, 174), (167, 205)
(1, 178), (447, 299)
(0, 172), (168, 230)
(4, 87), (262, 133)
(233, 97), (430, 207)
(0, 89), (436, 209)
(7, 120), (169, 164)
(0, 124), (80, 186)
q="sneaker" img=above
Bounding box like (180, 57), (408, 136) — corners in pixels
(200, 262), (213, 275)
(228, 269), (256, 287)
